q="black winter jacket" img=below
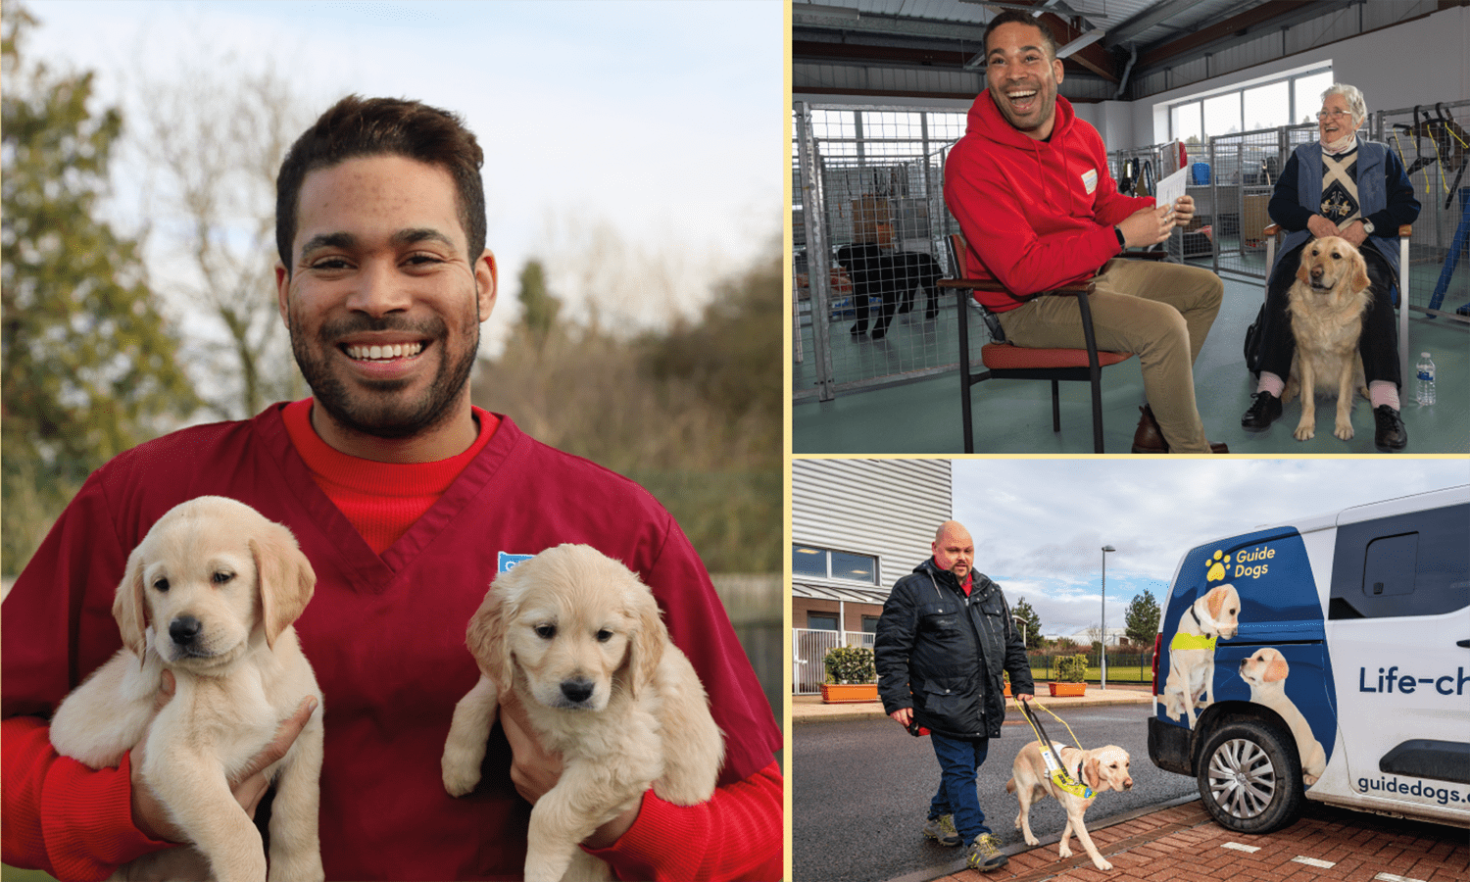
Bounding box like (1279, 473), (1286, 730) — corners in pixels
(875, 559), (1035, 739)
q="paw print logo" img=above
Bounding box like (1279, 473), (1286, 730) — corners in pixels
(1205, 550), (1230, 582)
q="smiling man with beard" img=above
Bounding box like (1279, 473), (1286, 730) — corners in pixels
(2, 96), (782, 881)
(944, 11), (1229, 454)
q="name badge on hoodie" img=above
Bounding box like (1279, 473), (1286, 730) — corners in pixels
(1081, 168), (1098, 195)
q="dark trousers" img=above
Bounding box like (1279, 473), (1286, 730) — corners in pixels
(928, 732), (991, 842)
(1259, 241), (1401, 388)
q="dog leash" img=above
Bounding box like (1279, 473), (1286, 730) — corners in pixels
(1015, 697), (1093, 799)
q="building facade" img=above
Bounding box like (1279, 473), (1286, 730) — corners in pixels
(791, 459), (952, 693)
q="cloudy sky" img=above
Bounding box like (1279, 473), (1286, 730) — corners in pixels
(20, 0), (782, 345)
(951, 458), (1469, 639)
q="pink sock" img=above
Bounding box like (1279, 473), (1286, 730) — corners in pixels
(1256, 372), (1285, 398)
(1369, 380), (1399, 410)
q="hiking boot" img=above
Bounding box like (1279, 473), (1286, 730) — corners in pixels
(921, 814), (962, 847)
(966, 833), (1008, 872)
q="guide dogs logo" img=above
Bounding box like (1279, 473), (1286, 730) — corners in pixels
(1205, 546), (1275, 582)
(1205, 550), (1230, 582)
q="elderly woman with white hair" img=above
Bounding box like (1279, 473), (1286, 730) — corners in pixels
(1242, 82), (1420, 451)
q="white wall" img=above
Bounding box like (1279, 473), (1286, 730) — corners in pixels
(791, 459), (952, 589)
(1135, 5), (1469, 147)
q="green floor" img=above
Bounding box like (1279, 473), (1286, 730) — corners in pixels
(793, 271), (1470, 455)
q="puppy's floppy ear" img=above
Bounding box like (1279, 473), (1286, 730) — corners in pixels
(1206, 585), (1227, 621)
(112, 544), (150, 661)
(1083, 755), (1102, 791)
(1265, 653), (1289, 683)
(251, 521), (316, 649)
(624, 581), (668, 700)
(467, 582), (514, 693)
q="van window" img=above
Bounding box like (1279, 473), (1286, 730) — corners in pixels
(1329, 504), (1470, 619)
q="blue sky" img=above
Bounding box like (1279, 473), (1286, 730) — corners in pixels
(951, 459), (1469, 639)
(21, 0), (783, 343)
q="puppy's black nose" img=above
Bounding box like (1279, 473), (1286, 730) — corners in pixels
(169, 616), (202, 646)
(560, 679), (595, 704)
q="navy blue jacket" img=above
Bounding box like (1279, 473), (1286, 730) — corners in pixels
(875, 559), (1035, 739)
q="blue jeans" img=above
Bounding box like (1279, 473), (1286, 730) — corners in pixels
(928, 732), (992, 841)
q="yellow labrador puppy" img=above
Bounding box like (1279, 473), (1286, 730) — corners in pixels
(441, 544), (725, 882)
(1282, 236), (1373, 441)
(1007, 741), (1133, 871)
(1239, 648), (1327, 785)
(1161, 583), (1240, 729)
(49, 496), (324, 882)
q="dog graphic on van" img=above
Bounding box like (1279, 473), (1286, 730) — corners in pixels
(1239, 648), (1327, 785)
(1161, 583), (1241, 729)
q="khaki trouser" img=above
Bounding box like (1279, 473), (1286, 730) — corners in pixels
(997, 259), (1224, 453)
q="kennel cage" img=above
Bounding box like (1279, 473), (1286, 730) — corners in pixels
(793, 103), (971, 403)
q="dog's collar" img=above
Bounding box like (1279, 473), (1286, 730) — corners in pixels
(1171, 631), (1218, 652)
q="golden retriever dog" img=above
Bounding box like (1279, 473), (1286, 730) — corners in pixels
(1281, 236), (1373, 442)
(1007, 741), (1133, 872)
(1239, 648), (1327, 785)
(1161, 583), (1240, 730)
(441, 544), (725, 882)
(48, 496), (325, 882)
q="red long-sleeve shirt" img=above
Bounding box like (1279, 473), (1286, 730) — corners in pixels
(2, 402), (782, 880)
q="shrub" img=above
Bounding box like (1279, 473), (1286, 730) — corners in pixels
(824, 645), (876, 684)
(1056, 654), (1089, 683)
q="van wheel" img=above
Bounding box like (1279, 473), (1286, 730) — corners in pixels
(1197, 720), (1303, 834)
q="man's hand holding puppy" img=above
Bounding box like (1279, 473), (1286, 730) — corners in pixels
(130, 671), (319, 844)
(499, 689), (639, 849)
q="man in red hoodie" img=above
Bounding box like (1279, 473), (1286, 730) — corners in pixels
(944, 11), (1227, 454)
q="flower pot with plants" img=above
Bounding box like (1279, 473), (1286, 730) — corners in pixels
(1049, 654), (1088, 697)
(821, 645), (878, 703)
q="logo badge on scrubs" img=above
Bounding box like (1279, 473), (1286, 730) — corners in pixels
(497, 552), (533, 573)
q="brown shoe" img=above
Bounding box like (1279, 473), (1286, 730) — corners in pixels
(1131, 405), (1168, 453)
(1210, 442), (1230, 454)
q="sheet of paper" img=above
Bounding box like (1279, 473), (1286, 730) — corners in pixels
(1154, 166), (1189, 212)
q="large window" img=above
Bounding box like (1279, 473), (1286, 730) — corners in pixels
(1167, 66), (1331, 142)
(792, 544), (879, 585)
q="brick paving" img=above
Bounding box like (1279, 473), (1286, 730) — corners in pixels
(918, 799), (1469, 882)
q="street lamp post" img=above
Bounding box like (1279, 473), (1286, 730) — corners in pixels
(1101, 545), (1116, 689)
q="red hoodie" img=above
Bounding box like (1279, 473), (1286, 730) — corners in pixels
(943, 91), (1153, 312)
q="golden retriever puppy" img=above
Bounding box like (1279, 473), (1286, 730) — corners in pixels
(49, 496), (325, 882)
(1239, 648), (1327, 785)
(1161, 583), (1240, 730)
(1007, 741), (1133, 871)
(441, 544), (725, 882)
(1281, 236), (1372, 441)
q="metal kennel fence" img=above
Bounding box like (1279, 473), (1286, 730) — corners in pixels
(1375, 98), (1470, 324)
(793, 103), (972, 403)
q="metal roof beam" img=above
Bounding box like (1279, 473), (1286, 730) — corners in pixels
(1135, 0), (1354, 70)
(1102, 0), (1216, 49)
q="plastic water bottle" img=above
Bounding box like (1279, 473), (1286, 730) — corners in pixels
(1415, 352), (1436, 406)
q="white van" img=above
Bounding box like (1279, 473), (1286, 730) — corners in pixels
(1148, 485), (1470, 833)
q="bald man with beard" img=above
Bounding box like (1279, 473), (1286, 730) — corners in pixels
(875, 521), (1035, 872)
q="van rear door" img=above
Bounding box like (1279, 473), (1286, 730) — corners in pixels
(1327, 495), (1470, 822)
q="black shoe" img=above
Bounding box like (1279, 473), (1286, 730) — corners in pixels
(1241, 392), (1282, 430)
(1373, 405), (1408, 451)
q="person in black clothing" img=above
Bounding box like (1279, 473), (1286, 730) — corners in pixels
(875, 520), (1035, 873)
(1241, 82), (1420, 451)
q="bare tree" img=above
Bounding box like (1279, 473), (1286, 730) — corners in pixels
(130, 57), (313, 419)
